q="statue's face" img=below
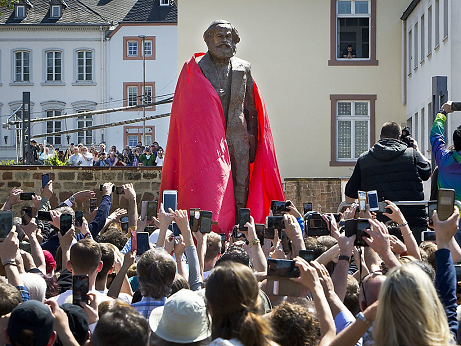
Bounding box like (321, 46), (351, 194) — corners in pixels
(207, 24), (236, 60)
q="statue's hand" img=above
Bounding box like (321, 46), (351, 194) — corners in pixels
(249, 134), (257, 163)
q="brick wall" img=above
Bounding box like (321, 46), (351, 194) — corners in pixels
(0, 166), (162, 217)
(284, 178), (347, 214)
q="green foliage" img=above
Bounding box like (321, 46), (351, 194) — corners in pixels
(0, 0), (17, 14)
(0, 159), (20, 165)
(46, 155), (69, 166)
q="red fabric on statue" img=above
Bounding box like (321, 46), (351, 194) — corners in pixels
(160, 54), (284, 234)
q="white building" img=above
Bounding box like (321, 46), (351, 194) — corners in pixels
(402, 0), (461, 160)
(0, 0), (177, 160)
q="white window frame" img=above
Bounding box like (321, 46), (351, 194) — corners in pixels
(128, 86), (138, 106)
(13, 50), (31, 83)
(336, 100), (370, 161)
(75, 49), (94, 83)
(414, 22), (418, 69)
(435, 0), (440, 47)
(428, 6), (432, 54)
(46, 109), (63, 146)
(144, 40), (153, 57)
(160, 0), (169, 6)
(408, 29), (412, 74)
(77, 112), (93, 145)
(15, 5), (25, 18)
(336, 0), (371, 60)
(144, 85), (153, 104)
(45, 50), (62, 82)
(443, 0), (448, 40)
(51, 5), (61, 18)
(420, 14), (425, 62)
(127, 41), (138, 57)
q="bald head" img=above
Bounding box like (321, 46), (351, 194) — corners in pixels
(359, 273), (386, 311)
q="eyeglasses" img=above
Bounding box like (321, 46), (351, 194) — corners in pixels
(359, 270), (386, 308)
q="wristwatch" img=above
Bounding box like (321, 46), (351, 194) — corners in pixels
(439, 108), (447, 116)
(356, 312), (372, 327)
(338, 255), (350, 262)
(69, 196), (75, 204)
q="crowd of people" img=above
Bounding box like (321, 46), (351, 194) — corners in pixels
(25, 141), (164, 167)
(1, 101), (461, 346)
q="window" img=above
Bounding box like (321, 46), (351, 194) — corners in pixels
(421, 15), (425, 61)
(51, 5), (61, 18)
(408, 30), (412, 74)
(428, 6), (432, 54)
(123, 126), (155, 147)
(77, 114), (93, 145)
(123, 37), (156, 60)
(420, 107), (426, 153)
(127, 41), (138, 57)
(160, 0), (169, 5)
(46, 51), (62, 82)
(329, 0), (377, 66)
(330, 94), (376, 166)
(435, 0), (439, 47)
(14, 51), (30, 82)
(15, 5), (25, 18)
(123, 82), (156, 110)
(414, 23), (418, 69)
(443, 0), (448, 39)
(144, 41), (153, 57)
(46, 110), (62, 146)
(76, 50), (93, 82)
(414, 112), (419, 143)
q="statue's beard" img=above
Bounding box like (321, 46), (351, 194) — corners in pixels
(208, 43), (236, 60)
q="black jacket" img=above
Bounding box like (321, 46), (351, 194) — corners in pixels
(345, 138), (431, 227)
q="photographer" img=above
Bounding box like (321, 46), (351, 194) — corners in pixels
(345, 121), (431, 243)
(430, 101), (461, 244)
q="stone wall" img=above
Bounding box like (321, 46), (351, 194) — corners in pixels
(0, 166), (162, 217)
(284, 178), (347, 214)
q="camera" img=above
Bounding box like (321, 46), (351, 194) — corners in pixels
(344, 218), (370, 247)
(305, 212), (329, 236)
(400, 126), (414, 147)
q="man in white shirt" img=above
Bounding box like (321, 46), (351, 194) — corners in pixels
(80, 146), (94, 166)
(69, 147), (83, 166)
(156, 147), (164, 167)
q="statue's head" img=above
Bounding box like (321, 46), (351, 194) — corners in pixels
(203, 20), (239, 60)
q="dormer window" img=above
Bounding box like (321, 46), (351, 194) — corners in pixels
(15, 5), (26, 18)
(51, 5), (61, 18)
(160, 0), (169, 6)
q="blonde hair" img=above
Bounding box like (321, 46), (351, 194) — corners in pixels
(373, 264), (454, 346)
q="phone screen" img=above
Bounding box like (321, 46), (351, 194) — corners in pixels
(367, 190), (379, 211)
(137, 232), (150, 256)
(147, 201), (158, 219)
(255, 224), (265, 244)
(21, 207), (32, 226)
(75, 211), (83, 227)
(438, 188), (455, 221)
(189, 209), (201, 232)
(267, 259), (300, 278)
(422, 231), (436, 241)
(0, 211), (13, 241)
(271, 201), (288, 216)
(90, 198), (97, 212)
(37, 210), (53, 222)
(163, 190), (178, 213)
(358, 191), (367, 212)
(200, 211), (212, 233)
(72, 275), (89, 305)
(60, 214), (73, 235)
(267, 216), (284, 230)
(41, 173), (50, 189)
(299, 249), (315, 262)
(264, 227), (275, 239)
(20, 192), (35, 201)
(115, 186), (125, 194)
(427, 201), (437, 226)
(303, 202), (313, 215)
(238, 208), (250, 231)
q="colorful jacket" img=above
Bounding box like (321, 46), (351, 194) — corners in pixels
(430, 113), (461, 201)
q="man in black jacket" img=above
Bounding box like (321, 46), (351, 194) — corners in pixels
(345, 122), (431, 243)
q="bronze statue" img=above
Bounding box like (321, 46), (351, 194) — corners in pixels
(196, 20), (258, 213)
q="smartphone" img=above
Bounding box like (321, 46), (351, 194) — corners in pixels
(358, 191), (367, 212)
(421, 230), (436, 242)
(344, 218), (370, 247)
(131, 229), (137, 252)
(72, 275), (89, 305)
(367, 190), (379, 212)
(266, 277), (303, 297)
(89, 198), (97, 212)
(255, 224), (265, 245)
(60, 213), (73, 236)
(438, 188), (455, 221)
(271, 201), (288, 216)
(451, 102), (461, 112)
(147, 201), (158, 219)
(267, 216), (284, 230)
(303, 202), (313, 215)
(454, 264), (461, 294)
(20, 192), (35, 201)
(21, 206), (32, 226)
(200, 211), (212, 234)
(41, 173), (50, 189)
(427, 201), (437, 226)
(121, 216), (129, 233)
(238, 208), (250, 231)
(378, 201), (391, 214)
(37, 210), (53, 222)
(137, 232), (150, 256)
(299, 249), (315, 263)
(141, 201), (148, 220)
(280, 231), (292, 254)
(75, 211), (83, 227)
(189, 208), (201, 232)
(0, 210), (13, 241)
(163, 190), (178, 213)
(172, 223), (182, 238)
(264, 227), (275, 239)
(115, 186), (125, 194)
(267, 259), (300, 278)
